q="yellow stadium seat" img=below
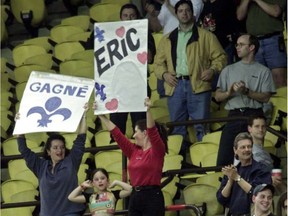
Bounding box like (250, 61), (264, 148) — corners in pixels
(94, 150), (122, 170)
(50, 24), (84, 44)
(202, 131), (222, 145)
(196, 172), (223, 189)
(94, 129), (113, 147)
(89, 3), (121, 23)
(0, 110), (13, 133)
(54, 41), (86, 62)
(10, 0), (46, 27)
(183, 183), (224, 216)
(23, 36), (52, 52)
(71, 49), (94, 63)
(1, 179), (36, 202)
(61, 15), (90, 31)
(15, 81), (27, 101)
(59, 59), (93, 78)
(101, 0), (130, 4)
(78, 163), (89, 184)
(167, 134), (183, 156)
(24, 53), (53, 69)
(12, 44), (47, 67)
(269, 96), (287, 128)
(162, 190), (177, 216)
(1, 207), (33, 216)
(2, 137), (41, 156)
(66, 31), (92, 42)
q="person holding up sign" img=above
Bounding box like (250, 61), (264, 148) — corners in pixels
(95, 98), (168, 216)
(14, 103), (89, 216)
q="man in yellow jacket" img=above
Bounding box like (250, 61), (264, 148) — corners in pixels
(154, 0), (226, 152)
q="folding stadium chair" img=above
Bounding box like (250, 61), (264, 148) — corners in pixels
(1, 16), (8, 44)
(78, 163), (89, 184)
(15, 81), (27, 101)
(162, 155), (183, 200)
(275, 86), (287, 98)
(12, 44), (47, 67)
(8, 159), (32, 179)
(1, 179), (36, 202)
(66, 31), (92, 42)
(0, 110), (13, 133)
(1, 126), (8, 141)
(162, 190), (177, 216)
(152, 97), (168, 108)
(71, 49), (94, 63)
(14, 170), (39, 188)
(269, 96), (287, 128)
(94, 149), (122, 170)
(200, 151), (218, 167)
(167, 134), (183, 156)
(13, 64), (55, 84)
(196, 172), (223, 189)
(1, 208), (33, 216)
(101, 0), (130, 4)
(10, 189), (39, 213)
(149, 105), (170, 124)
(94, 129), (113, 147)
(59, 59), (93, 78)
(181, 142), (219, 179)
(61, 15), (90, 31)
(1, 91), (13, 111)
(54, 41), (86, 62)
(89, 3), (121, 23)
(24, 53), (53, 69)
(60, 132), (92, 163)
(10, 0), (46, 27)
(23, 36), (52, 52)
(150, 89), (160, 105)
(183, 183), (224, 216)
(202, 131), (222, 145)
(50, 24), (84, 44)
(2, 137), (41, 156)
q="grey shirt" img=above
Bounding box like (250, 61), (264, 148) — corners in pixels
(217, 61), (275, 110)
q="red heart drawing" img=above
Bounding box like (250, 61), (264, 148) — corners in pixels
(116, 26), (125, 38)
(137, 52), (147, 64)
(105, 98), (118, 111)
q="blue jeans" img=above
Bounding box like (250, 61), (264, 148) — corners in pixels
(255, 34), (287, 69)
(168, 80), (211, 146)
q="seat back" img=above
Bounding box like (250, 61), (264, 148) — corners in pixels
(10, 0), (46, 27)
(202, 131), (222, 144)
(61, 15), (90, 31)
(183, 183), (224, 216)
(23, 36), (52, 52)
(167, 134), (183, 155)
(196, 172), (224, 189)
(189, 142), (219, 167)
(50, 24), (84, 44)
(59, 59), (93, 76)
(12, 44), (47, 67)
(2, 137), (40, 156)
(78, 163), (89, 184)
(54, 41), (85, 62)
(1, 179), (36, 202)
(94, 150), (122, 170)
(89, 3), (121, 22)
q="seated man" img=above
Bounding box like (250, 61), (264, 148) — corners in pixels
(217, 132), (272, 215)
(252, 184), (275, 216)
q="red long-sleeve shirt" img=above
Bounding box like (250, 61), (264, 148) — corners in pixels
(111, 126), (165, 187)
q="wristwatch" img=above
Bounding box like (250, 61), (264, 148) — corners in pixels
(235, 176), (241, 182)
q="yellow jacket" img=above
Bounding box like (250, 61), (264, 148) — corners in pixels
(154, 25), (227, 96)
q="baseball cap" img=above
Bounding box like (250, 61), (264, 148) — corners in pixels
(253, 184), (275, 196)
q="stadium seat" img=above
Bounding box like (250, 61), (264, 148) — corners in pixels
(269, 96), (287, 128)
(202, 131), (222, 145)
(162, 190), (177, 216)
(24, 53), (53, 69)
(94, 149), (122, 170)
(101, 0), (130, 4)
(0, 110), (13, 133)
(1, 16), (8, 44)
(189, 142), (219, 167)
(10, 0), (46, 27)
(2, 137), (41, 156)
(14, 170), (39, 188)
(149, 105), (170, 124)
(23, 36), (52, 52)
(13, 64), (55, 84)
(50, 24), (84, 44)
(94, 130), (113, 147)
(1, 179), (36, 202)
(275, 86), (287, 98)
(66, 31), (91, 42)
(78, 163), (89, 184)
(61, 15), (90, 31)
(15, 81), (27, 101)
(12, 44), (47, 67)
(71, 49), (94, 63)
(89, 3), (121, 23)
(167, 134), (183, 156)
(183, 183), (224, 216)
(196, 172), (223, 189)
(1, 91), (13, 111)
(54, 41), (86, 62)
(59, 59), (93, 78)
(1, 207), (33, 216)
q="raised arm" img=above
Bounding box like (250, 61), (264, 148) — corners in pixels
(145, 97), (155, 129)
(253, 0), (282, 17)
(78, 103), (89, 134)
(236, 0), (251, 21)
(109, 180), (132, 198)
(68, 180), (92, 203)
(93, 102), (116, 131)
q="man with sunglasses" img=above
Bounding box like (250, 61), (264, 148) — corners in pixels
(215, 33), (275, 166)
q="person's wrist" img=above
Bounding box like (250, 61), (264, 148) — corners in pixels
(162, 72), (168, 80)
(80, 184), (86, 190)
(234, 175), (241, 182)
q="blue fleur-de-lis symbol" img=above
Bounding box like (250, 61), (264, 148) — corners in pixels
(27, 96), (72, 127)
(95, 82), (106, 101)
(94, 26), (105, 43)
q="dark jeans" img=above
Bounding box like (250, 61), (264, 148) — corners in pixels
(128, 187), (165, 216)
(216, 108), (264, 166)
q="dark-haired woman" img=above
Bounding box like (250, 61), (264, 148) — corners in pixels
(96, 97), (167, 216)
(15, 103), (89, 216)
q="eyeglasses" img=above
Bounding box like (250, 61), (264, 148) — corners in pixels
(235, 43), (250, 48)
